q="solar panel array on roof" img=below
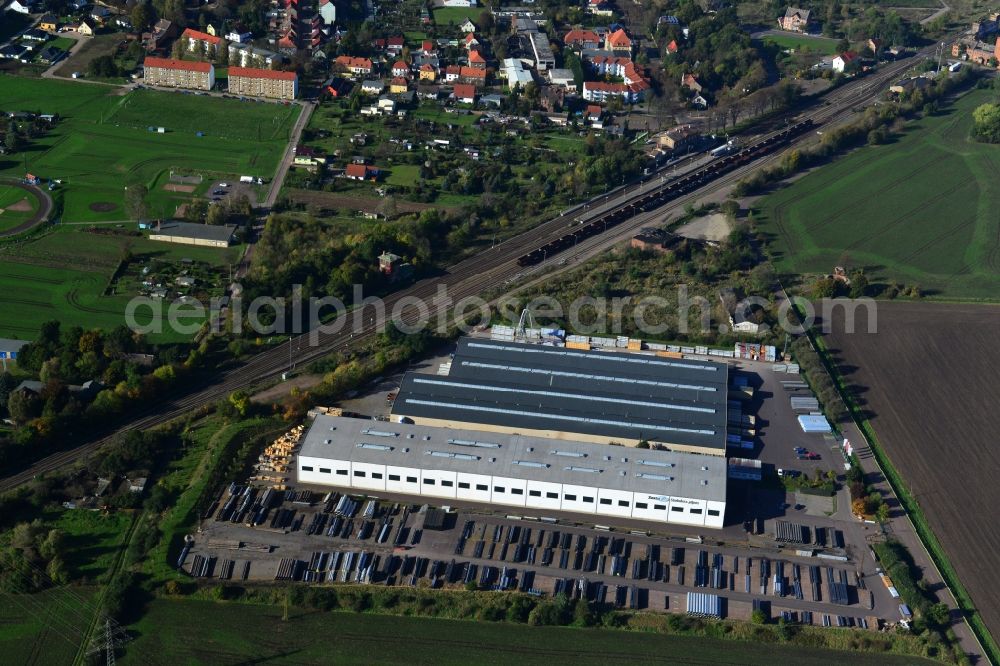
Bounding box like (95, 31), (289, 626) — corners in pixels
(392, 339), (729, 452)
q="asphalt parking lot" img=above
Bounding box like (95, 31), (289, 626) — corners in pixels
(185, 484), (900, 627)
(206, 179), (256, 206)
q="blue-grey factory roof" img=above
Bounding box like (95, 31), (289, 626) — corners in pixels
(392, 339), (729, 451)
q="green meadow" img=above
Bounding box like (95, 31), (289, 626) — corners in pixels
(757, 87), (1000, 300)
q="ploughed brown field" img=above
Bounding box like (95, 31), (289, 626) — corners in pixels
(826, 301), (1000, 637)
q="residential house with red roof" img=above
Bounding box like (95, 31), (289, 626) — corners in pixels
(459, 66), (486, 85)
(832, 51), (859, 73)
(582, 80), (644, 104)
(605, 28), (632, 55)
(453, 83), (476, 104)
(391, 60), (410, 77)
(345, 163), (380, 180)
(564, 29), (601, 50)
(681, 73), (703, 92)
(181, 28), (221, 57)
(468, 49), (486, 69)
(335, 55), (374, 77)
(387, 36), (404, 53)
(228, 66), (298, 100)
(143, 57), (215, 90)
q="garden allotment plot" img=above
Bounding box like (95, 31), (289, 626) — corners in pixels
(0, 77), (299, 222)
(758, 88), (1000, 300)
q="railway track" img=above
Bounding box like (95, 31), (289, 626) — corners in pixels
(0, 48), (937, 494)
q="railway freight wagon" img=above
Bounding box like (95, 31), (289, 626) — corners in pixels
(517, 119), (814, 267)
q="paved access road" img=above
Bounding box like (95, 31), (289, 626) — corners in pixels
(262, 100), (314, 210)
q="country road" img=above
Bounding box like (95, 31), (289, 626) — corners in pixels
(262, 101), (314, 210)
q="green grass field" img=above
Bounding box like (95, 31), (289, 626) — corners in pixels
(0, 75), (287, 340)
(0, 184), (39, 234)
(55, 510), (133, 581)
(122, 599), (936, 665)
(0, 586), (97, 664)
(0, 76), (299, 223)
(762, 33), (841, 55)
(433, 6), (481, 25)
(756, 88), (1000, 300)
(0, 226), (242, 341)
(385, 163), (421, 187)
(47, 37), (76, 52)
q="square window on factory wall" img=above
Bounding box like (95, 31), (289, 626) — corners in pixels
(441, 480), (453, 487)
(353, 470), (365, 478)
(512, 488), (524, 495)
(372, 472), (383, 479)
(599, 498), (612, 505)
(529, 490), (541, 497)
(708, 509), (720, 516)
(319, 468), (331, 474)
(407, 476), (418, 483)
(635, 502), (648, 509)
(301, 466), (314, 472)
(337, 469), (348, 476)
(458, 482), (470, 489)
(617, 500), (629, 508)
(476, 484), (488, 491)
(690, 508), (703, 514)
(546, 492), (558, 499)
(389, 474), (400, 481)
(423, 478), (435, 485)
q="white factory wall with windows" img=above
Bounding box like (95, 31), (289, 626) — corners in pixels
(296, 416), (726, 528)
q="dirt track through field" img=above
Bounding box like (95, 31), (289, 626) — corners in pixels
(826, 301), (1000, 639)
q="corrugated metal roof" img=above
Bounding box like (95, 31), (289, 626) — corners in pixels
(392, 339), (729, 450)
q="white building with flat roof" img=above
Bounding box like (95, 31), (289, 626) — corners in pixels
(296, 416), (727, 528)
